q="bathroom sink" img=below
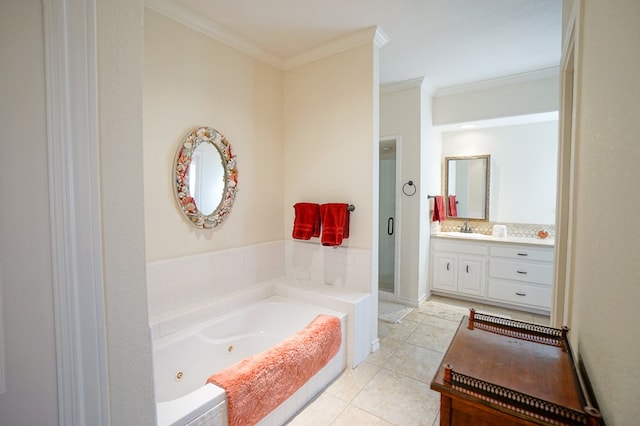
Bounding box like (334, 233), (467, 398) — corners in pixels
(442, 231), (488, 239)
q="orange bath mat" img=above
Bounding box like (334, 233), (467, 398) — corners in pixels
(207, 314), (342, 426)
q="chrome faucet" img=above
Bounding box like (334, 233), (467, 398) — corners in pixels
(460, 220), (473, 233)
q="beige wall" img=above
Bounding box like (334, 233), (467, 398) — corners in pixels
(283, 44), (375, 250)
(144, 10), (284, 261)
(433, 75), (559, 125)
(568, 1), (640, 423)
(97, 0), (155, 423)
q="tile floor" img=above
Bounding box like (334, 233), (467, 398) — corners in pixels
(287, 295), (550, 426)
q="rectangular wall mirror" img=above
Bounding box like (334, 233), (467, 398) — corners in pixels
(444, 154), (490, 220)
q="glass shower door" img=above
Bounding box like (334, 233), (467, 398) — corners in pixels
(379, 140), (396, 293)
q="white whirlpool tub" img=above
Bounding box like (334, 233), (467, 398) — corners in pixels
(153, 295), (347, 426)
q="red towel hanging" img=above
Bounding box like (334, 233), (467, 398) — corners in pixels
(292, 203), (321, 240)
(448, 195), (458, 217)
(319, 203), (350, 246)
(432, 196), (447, 222)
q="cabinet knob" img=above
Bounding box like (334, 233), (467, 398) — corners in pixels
(516, 270), (528, 275)
(517, 252), (528, 256)
(515, 291), (527, 296)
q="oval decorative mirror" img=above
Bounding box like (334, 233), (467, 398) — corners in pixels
(174, 126), (238, 229)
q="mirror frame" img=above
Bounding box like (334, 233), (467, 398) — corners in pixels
(444, 154), (490, 221)
(174, 126), (238, 229)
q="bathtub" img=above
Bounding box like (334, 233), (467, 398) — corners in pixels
(153, 295), (347, 426)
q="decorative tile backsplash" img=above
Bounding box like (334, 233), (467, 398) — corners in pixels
(437, 220), (555, 239)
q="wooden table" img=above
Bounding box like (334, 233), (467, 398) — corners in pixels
(430, 310), (602, 426)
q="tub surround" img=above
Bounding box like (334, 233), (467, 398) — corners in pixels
(150, 277), (371, 369)
(154, 296), (347, 426)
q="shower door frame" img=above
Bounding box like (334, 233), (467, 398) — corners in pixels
(378, 135), (403, 301)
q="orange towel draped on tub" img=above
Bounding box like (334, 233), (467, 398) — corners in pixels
(207, 314), (341, 426)
(319, 203), (350, 246)
(292, 202), (321, 240)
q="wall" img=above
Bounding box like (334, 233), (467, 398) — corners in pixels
(433, 73), (559, 125)
(283, 44), (375, 250)
(97, 0), (156, 423)
(441, 121), (558, 224)
(0, 1), (58, 423)
(568, 1), (640, 423)
(379, 80), (435, 306)
(144, 9), (284, 262)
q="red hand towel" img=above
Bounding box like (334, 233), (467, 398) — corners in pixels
(292, 203), (321, 240)
(320, 203), (350, 246)
(432, 196), (447, 222)
(448, 195), (458, 217)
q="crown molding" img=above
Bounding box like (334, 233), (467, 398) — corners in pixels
(145, 0), (284, 69)
(284, 26), (389, 70)
(380, 77), (424, 94)
(434, 67), (560, 97)
(145, 0), (389, 71)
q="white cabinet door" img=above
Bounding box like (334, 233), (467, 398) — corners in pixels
(433, 253), (457, 291)
(458, 256), (486, 297)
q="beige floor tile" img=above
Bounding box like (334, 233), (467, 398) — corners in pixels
(406, 323), (457, 353)
(383, 342), (443, 384)
(404, 309), (426, 323)
(287, 392), (347, 425)
(351, 368), (440, 426)
(325, 360), (380, 403)
(332, 405), (394, 425)
(378, 318), (420, 341)
(367, 336), (403, 367)
(416, 312), (461, 331)
(417, 301), (467, 322)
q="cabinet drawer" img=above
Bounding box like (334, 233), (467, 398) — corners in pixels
(489, 259), (553, 285)
(433, 240), (486, 256)
(489, 245), (553, 262)
(488, 280), (551, 309)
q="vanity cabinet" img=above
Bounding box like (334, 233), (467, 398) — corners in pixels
(487, 245), (554, 310)
(430, 236), (554, 312)
(431, 240), (486, 298)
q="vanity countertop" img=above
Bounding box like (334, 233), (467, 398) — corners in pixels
(431, 231), (555, 247)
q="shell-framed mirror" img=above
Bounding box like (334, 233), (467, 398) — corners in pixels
(174, 126), (238, 229)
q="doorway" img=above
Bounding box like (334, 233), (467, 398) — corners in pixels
(379, 137), (400, 296)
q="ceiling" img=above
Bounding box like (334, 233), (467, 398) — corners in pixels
(151, 0), (562, 90)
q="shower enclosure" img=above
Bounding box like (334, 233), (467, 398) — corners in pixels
(378, 138), (398, 294)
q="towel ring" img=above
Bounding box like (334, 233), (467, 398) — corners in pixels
(402, 180), (416, 196)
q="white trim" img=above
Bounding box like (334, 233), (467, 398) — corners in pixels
(380, 77), (425, 95)
(284, 26), (388, 70)
(145, 0), (284, 69)
(434, 67), (560, 97)
(144, 0), (389, 71)
(43, 0), (109, 424)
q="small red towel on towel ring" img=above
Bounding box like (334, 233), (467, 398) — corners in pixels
(292, 203), (321, 240)
(319, 203), (350, 246)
